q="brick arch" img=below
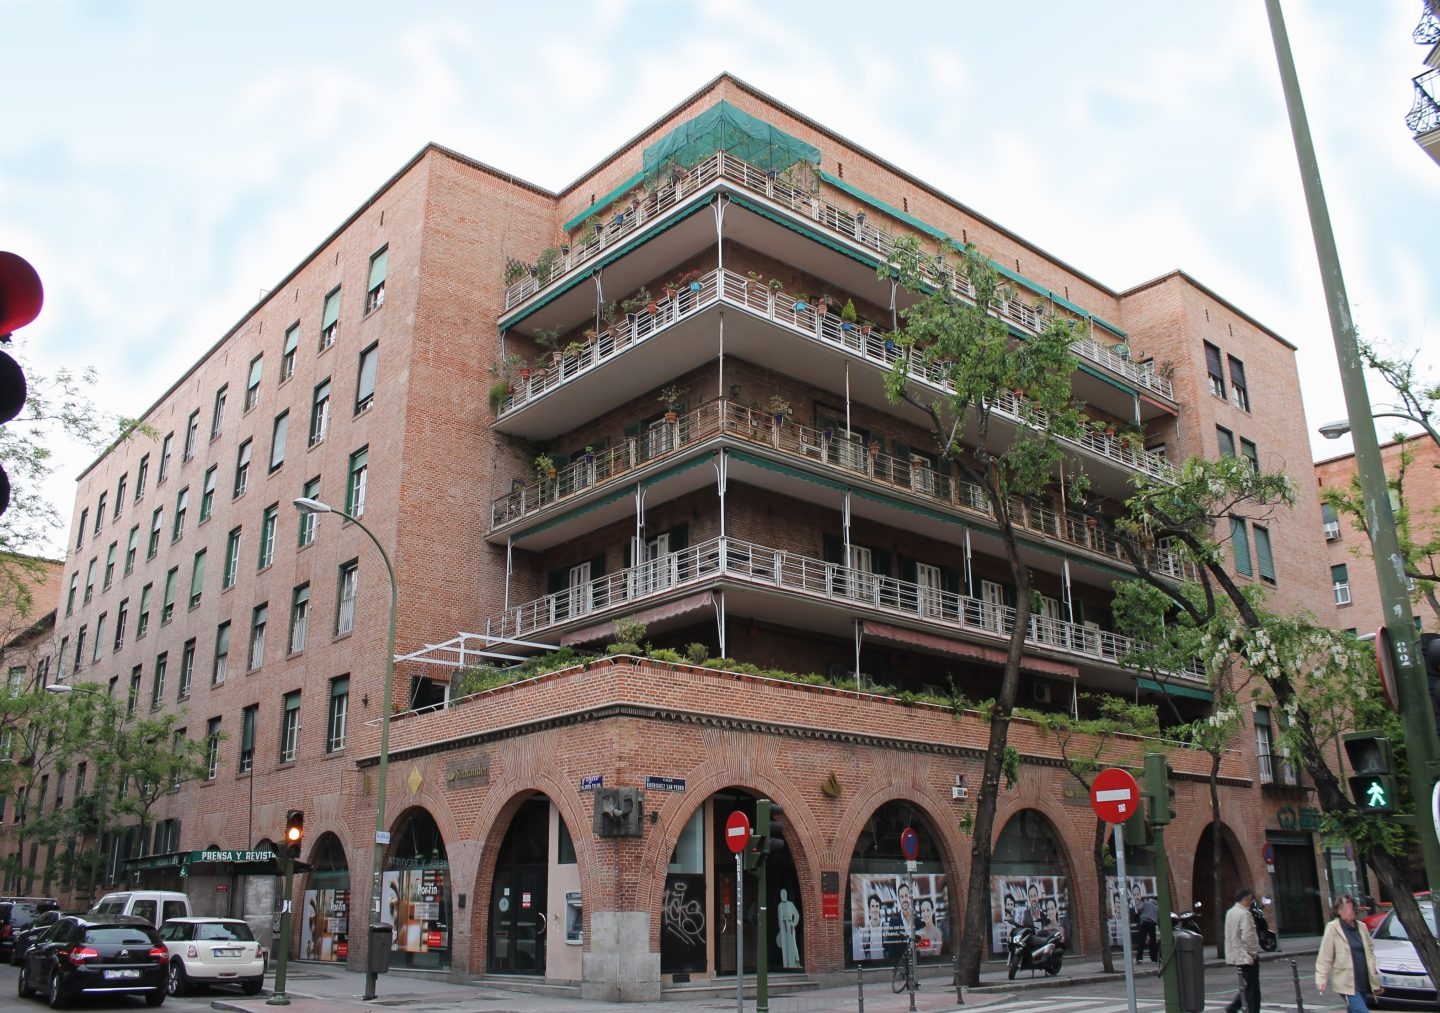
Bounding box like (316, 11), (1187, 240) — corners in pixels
(991, 803), (1083, 947)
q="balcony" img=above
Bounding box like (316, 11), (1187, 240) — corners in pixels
(496, 267), (1179, 485)
(1408, 68), (1440, 165)
(1258, 752), (1304, 789)
(501, 149), (1176, 404)
(479, 533), (1206, 688)
(491, 398), (1197, 582)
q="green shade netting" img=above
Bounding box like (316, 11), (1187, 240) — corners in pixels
(643, 100), (820, 180)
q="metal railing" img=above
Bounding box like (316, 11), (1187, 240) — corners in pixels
(500, 150), (1175, 401)
(491, 398), (1196, 581)
(1258, 752), (1303, 788)
(497, 266), (1180, 484)
(482, 534), (1206, 683)
(1407, 68), (1440, 136)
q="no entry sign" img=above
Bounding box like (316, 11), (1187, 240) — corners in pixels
(1090, 767), (1141, 824)
(900, 826), (919, 860)
(725, 810), (752, 853)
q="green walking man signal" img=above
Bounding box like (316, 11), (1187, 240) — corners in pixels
(1343, 731), (1398, 815)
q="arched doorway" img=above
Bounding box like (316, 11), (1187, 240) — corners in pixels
(485, 793), (582, 979)
(384, 808), (450, 970)
(991, 809), (1073, 957)
(1192, 823), (1243, 944)
(704, 789), (802, 978)
(300, 833), (350, 962)
(845, 801), (950, 967)
(1103, 834), (1160, 954)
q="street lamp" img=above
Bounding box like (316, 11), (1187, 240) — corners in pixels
(292, 497), (398, 1000)
(46, 682), (112, 904)
(1319, 411), (1440, 446)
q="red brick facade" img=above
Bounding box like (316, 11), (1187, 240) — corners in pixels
(16, 75), (1343, 997)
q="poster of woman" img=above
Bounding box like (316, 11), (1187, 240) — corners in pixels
(299, 888), (349, 962)
(989, 875), (1070, 954)
(847, 872), (949, 962)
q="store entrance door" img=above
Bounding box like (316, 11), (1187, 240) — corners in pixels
(490, 865), (547, 974)
(1267, 832), (1323, 935)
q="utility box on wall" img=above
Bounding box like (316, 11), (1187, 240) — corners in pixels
(592, 787), (645, 837)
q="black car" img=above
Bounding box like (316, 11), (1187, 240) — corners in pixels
(0, 900), (58, 964)
(9, 910), (81, 967)
(17, 915), (167, 1007)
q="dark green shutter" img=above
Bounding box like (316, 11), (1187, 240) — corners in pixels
(668, 523), (689, 553)
(822, 534), (844, 564)
(590, 552), (606, 578)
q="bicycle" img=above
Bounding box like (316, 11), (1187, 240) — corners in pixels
(891, 943), (918, 993)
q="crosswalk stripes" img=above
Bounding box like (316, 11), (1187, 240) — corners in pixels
(980, 997), (1162, 1013)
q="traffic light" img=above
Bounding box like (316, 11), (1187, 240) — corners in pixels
(284, 809), (305, 858)
(1344, 732), (1398, 815)
(0, 252), (43, 518)
(744, 799), (786, 870)
(1142, 753), (1176, 827)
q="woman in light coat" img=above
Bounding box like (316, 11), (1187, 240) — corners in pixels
(1315, 894), (1384, 1013)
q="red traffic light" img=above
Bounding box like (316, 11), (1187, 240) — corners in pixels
(0, 252), (43, 339)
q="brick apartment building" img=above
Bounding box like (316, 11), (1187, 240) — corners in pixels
(1315, 434), (1440, 637)
(11, 75), (1347, 997)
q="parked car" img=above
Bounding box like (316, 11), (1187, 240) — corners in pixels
(157, 917), (265, 996)
(0, 899), (58, 964)
(1371, 896), (1438, 1009)
(87, 890), (191, 931)
(16, 914), (167, 1007)
(9, 909), (82, 966)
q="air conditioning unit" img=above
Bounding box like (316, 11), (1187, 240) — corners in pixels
(1323, 521), (1341, 541)
(1031, 682), (1052, 704)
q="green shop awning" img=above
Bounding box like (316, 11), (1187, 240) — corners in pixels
(122, 848), (310, 877)
(1137, 677), (1212, 702)
(644, 100), (819, 181)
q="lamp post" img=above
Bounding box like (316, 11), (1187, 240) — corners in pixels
(293, 497), (398, 1000)
(1266, 0), (1440, 896)
(46, 682), (112, 904)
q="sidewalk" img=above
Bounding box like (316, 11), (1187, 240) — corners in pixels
(210, 939), (1322, 1013)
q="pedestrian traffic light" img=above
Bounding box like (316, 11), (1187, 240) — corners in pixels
(0, 252), (43, 518)
(284, 809), (305, 858)
(745, 799), (786, 870)
(1343, 732), (1398, 815)
(1142, 753), (1176, 827)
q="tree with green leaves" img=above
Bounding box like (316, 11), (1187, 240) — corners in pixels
(1033, 694), (1159, 973)
(107, 710), (212, 862)
(1104, 450), (1440, 980)
(879, 236), (1088, 985)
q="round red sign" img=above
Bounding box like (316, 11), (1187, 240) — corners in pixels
(900, 826), (919, 860)
(1090, 767), (1141, 824)
(725, 810), (752, 854)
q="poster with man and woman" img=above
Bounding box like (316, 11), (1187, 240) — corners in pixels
(1105, 876), (1160, 949)
(848, 872), (949, 963)
(989, 875), (1071, 954)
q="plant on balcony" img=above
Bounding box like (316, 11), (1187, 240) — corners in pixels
(533, 326), (563, 364)
(657, 384), (688, 420)
(582, 216), (602, 244)
(503, 259), (529, 285)
(534, 453), (557, 480)
(606, 616), (648, 655)
(488, 381), (512, 415)
(768, 394), (792, 424)
(535, 246), (562, 280)
(768, 277), (784, 292)
(841, 299), (858, 331)
(564, 340), (587, 359)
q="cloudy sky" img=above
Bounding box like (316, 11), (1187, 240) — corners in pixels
(4, 1), (1437, 558)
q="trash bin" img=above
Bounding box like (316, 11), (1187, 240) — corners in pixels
(1176, 931), (1205, 1013)
(367, 923), (392, 974)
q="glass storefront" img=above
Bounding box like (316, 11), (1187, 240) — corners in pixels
(385, 809), (451, 970)
(301, 833), (351, 962)
(845, 801), (949, 967)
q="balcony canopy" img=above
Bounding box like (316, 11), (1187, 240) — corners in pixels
(644, 100), (820, 181)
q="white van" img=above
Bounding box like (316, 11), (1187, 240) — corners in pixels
(88, 890), (192, 930)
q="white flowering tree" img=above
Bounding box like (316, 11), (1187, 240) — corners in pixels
(1104, 453), (1440, 978)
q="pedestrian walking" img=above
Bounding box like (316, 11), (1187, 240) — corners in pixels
(1316, 893), (1383, 1013)
(1225, 887), (1262, 1013)
(1138, 894), (1160, 963)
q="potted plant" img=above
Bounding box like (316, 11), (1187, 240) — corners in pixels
(841, 299), (858, 332)
(816, 295), (829, 318)
(768, 277), (784, 293)
(637, 286), (657, 315)
(564, 340), (587, 359)
(621, 292), (644, 323)
(860, 319), (873, 337)
(583, 216), (602, 244)
(684, 270), (703, 292)
(535, 247), (562, 281)
(794, 294), (810, 313)
(658, 384), (688, 422)
(665, 279), (680, 302)
(768, 394), (792, 426)
(582, 327), (597, 345)
(534, 453), (557, 481)
(533, 326), (562, 362)
(582, 445), (596, 465)
(854, 210), (867, 234)
(488, 381), (512, 415)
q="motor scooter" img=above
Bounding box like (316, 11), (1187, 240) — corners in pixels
(1253, 896), (1277, 952)
(1172, 900), (1203, 938)
(1007, 921), (1065, 979)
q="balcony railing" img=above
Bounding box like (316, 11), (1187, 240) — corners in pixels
(483, 534), (1206, 683)
(502, 149), (1175, 402)
(498, 267), (1180, 483)
(1408, 68), (1440, 136)
(492, 398), (1197, 581)
(1258, 752), (1303, 788)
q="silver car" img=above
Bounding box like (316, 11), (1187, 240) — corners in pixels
(157, 917), (265, 996)
(1371, 898), (1439, 1009)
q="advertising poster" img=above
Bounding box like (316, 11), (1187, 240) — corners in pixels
(300, 888), (350, 962)
(989, 875), (1070, 954)
(383, 869), (449, 954)
(848, 872), (948, 963)
(1105, 875), (1159, 948)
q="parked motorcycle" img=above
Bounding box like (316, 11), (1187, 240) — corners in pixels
(1172, 900), (1203, 938)
(1007, 922), (1065, 979)
(1253, 896), (1278, 952)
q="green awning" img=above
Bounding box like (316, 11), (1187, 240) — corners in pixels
(122, 848), (311, 877)
(1137, 677), (1212, 702)
(563, 170), (646, 235)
